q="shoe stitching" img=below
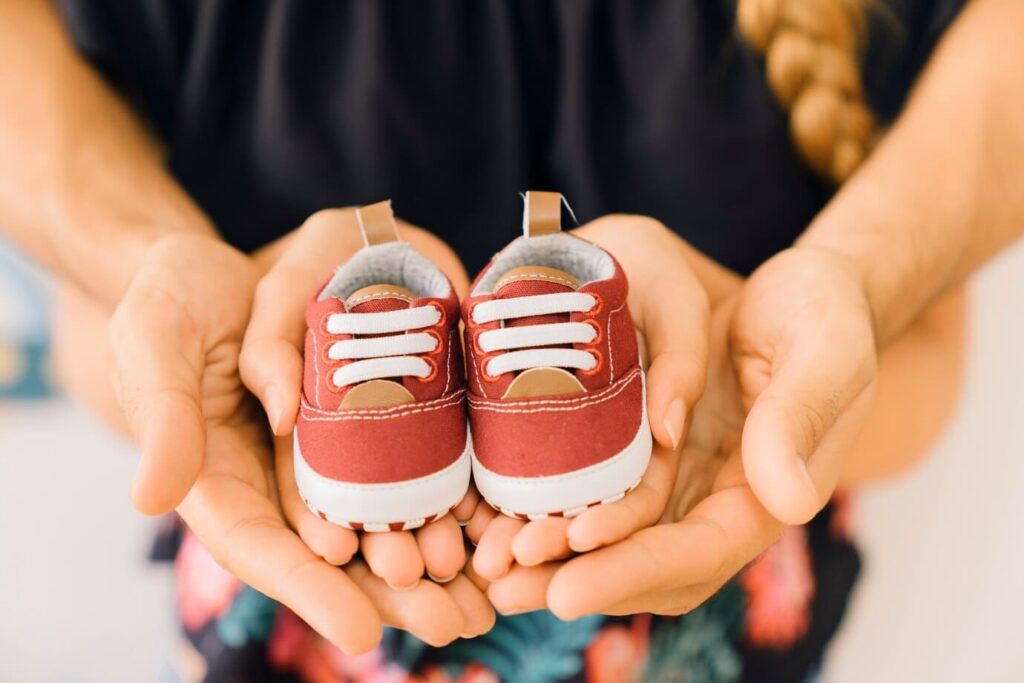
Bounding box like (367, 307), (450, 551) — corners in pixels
(443, 328), (453, 394)
(468, 336), (485, 395)
(468, 366), (639, 407)
(607, 300), (626, 380)
(309, 329), (322, 407)
(495, 273), (579, 289)
(468, 367), (640, 413)
(345, 291), (414, 306)
(300, 388), (464, 415)
(300, 391), (465, 421)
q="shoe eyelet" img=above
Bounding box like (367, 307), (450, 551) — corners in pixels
(425, 329), (445, 356)
(325, 370), (347, 393)
(479, 354), (502, 383)
(417, 357), (439, 383)
(321, 340), (338, 364)
(320, 313), (335, 336)
(584, 319), (604, 346)
(471, 330), (487, 356)
(429, 302), (447, 328)
(585, 293), (604, 316)
(579, 349), (605, 376)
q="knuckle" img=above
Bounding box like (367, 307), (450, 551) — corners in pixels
(796, 398), (833, 453)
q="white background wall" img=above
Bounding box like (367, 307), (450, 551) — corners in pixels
(1, 240), (1022, 682)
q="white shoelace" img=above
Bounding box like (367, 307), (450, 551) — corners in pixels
(471, 291), (599, 377)
(325, 305), (441, 387)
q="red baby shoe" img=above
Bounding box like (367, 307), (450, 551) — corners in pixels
(294, 201), (470, 531)
(463, 191), (651, 519)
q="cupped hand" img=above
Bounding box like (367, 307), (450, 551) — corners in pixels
(483, 242), (878, 619)
(111, 231), (491, 653)
(238, 209), (494, 635)
(110, 233), (384, 652)
(470, 214), (712, 582)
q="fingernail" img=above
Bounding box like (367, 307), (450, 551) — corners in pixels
(663, 398), (685, 451)
(794, 457), (818, 497)
(265, 383), (283, 431)
(460, 632), (478, 640)
(386, 579), (420, 592)
(456, 519), (470, 528)
(569, 539), (597, 553)
(427, 571), (458, 584)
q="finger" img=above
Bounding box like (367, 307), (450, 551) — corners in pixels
(465, 502), (498, 546)
(463, 553), (491, 592)
(346, 561), (465, 647)
(638, 262), (710, 452)
(579, 219), (710, 451)
(239, 210), (364, 435)
(452, 486), (481, 525)
(361, 531), (425, 590)
(179, 475), (383, 655)
(472, 514), (524, 581)
(274, 434), (359, 565)
(510, 517), (572, 567)
(596, 578), (726, 617)
(564, 441), (679, 553)
(110, 290), (205, 515)
(740, 321), (876, 524)
(416, 514), (467, 583)
(488, 562), (561, 616)
(443, 574), (497, 638)
(547, 485), (782, 620)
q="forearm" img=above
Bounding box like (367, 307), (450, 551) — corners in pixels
(800, 0), (1024, 345)
(0, 0), (214, 308)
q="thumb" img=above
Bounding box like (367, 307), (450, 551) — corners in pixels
(110, 289), (206, 515)
(739, 322), (876, 525)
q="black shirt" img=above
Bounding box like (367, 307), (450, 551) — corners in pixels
(58, 0), (963, 276)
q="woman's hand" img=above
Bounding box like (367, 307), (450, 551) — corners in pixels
(110, 230), (492, 652)
(238, 209), (494, 636)
(468, 214), (713, 582)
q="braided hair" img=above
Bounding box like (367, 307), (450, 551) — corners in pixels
(738, 0), (877, 182)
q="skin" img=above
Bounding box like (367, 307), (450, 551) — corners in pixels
(2, 0), (1020, 654)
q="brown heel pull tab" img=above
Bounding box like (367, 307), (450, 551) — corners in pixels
(522, 191), (563, 238)
(356, 200), (401, 246)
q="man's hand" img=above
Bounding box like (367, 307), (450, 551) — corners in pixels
(480, 241), (879, 619)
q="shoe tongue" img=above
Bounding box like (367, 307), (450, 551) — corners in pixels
(344, 284), (415, 314)
(493, 266), (579, 329)
(335, 284), (418, 410)
(492, 266), (586, 398)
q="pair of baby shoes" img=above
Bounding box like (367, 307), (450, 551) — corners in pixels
(294, 192), (651, 531)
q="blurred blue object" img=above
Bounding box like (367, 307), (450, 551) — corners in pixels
(0, 237), (53, 399)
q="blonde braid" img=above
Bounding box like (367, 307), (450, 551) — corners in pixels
(738, 0), (876, 183)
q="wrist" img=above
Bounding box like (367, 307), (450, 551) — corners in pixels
(44, 186), (216, 309)
(795, 192), (964, 349)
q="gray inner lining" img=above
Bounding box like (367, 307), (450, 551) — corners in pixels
(472, 233), (614, 295)
(318, 241), (451, 301)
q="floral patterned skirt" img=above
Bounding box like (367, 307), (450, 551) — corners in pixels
(159, 499), (858, 683)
